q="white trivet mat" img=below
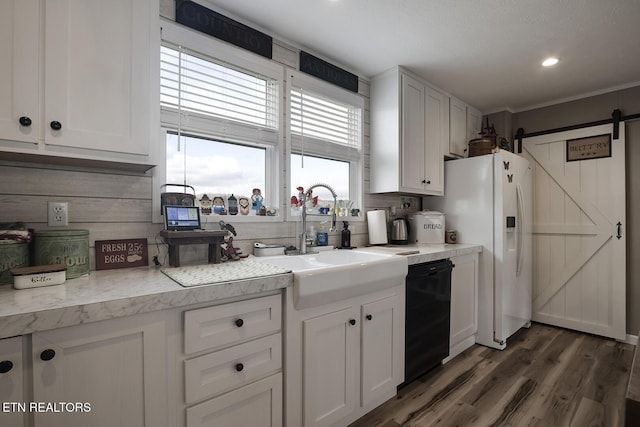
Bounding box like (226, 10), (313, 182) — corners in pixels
(161, 260), (291, 287)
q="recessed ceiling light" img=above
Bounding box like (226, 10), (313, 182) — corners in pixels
(542, 57), (559, 67)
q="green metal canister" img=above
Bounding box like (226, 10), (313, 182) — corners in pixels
(33, 230), (90, 279)
(0, 240), (29, 284)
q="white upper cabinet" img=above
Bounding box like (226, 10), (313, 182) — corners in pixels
(0, 0), (158, 170)
(370, 67), (446, 196)
(448, 96), (468, 158)
(0, 0), (40, 146)
(446, 96), (483, 158)
(467, 105), (483, 143)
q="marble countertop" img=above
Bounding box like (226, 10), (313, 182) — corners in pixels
(356, 243), (482, 264)
(0, 243), (481, 340)
(0, 264), (292, 340)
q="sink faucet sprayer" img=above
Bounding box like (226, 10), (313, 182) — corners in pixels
(299, 183), (337, 254)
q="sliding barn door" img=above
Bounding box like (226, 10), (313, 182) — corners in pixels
(522, 123), (626, 340)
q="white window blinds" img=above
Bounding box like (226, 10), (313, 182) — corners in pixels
(290, 87), (362, 152)
(160, 44), (278, 130)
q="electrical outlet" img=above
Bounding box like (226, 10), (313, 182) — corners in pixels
(48, 202), (69, 227)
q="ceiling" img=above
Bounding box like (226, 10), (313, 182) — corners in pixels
(203, 0), (640, 113)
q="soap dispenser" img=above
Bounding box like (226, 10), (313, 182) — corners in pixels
(340, 221), (351, 248)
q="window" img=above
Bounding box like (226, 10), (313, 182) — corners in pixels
(165, 133), (266, 198)
(287, 70), (364, 218)
(290, 154), (350, 200)
(155, 21), (283, 222)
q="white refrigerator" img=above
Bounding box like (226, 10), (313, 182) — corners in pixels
(426, 150), (532, 350)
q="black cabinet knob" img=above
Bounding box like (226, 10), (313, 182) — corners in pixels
(235, 363), (244, 372)
(349, 319), (356, 326)
(234, 318), (244, 327)
(365, 314), (373, 321)
(50, 121), (62, 130)
(0, 360), (13, 373)
(426, 180), (431, 185)
(19, 116), (32, 127)
(421, 179), (427, 184)
(40, 349), (56, 361)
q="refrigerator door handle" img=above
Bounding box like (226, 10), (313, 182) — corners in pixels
(516, 183), (525, 277)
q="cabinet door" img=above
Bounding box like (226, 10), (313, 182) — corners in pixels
(32, 312), (168, 427)
(0, 336), (25, 427)
(467, 106), (483, 143)
(424, 86), (446, 195)
(360, 294), (403, 407)
(43, 0), (153, 156)
(450, 254), (479, 349)
(448, 96), (468, 158)
(186, 373), (282, 427)
(303, 306), (359, 427)
(0, 0), (40, 145)
(400, 74), (427, 193)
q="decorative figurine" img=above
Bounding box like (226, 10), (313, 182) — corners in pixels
(239, 197), (250, 215)
(199, 194), (212, 215)
(228, 194), (238, 215)
(213, 196), (225, 214)
(251, 188), (263, 212)
(219, 221), (240, 261)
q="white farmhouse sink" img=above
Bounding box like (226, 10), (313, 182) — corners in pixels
(254, 249), (408, 309)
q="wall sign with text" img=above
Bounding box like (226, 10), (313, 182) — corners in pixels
(95, 239), (148, 270)
(566, 134), (611, 162)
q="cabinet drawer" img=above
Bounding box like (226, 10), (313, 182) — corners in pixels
(186, 373), (282, 427)
(185, 333), (282, 404)
(184, 294), (281, 355)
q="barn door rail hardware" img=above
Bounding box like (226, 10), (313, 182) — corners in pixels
(514, 109), (640, 153)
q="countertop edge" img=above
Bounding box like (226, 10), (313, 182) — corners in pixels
(0, 269), (292, 339)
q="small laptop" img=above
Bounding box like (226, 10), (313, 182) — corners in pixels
(163, 205), (201, 231)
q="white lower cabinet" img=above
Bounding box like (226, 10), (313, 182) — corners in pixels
(179, 293), (283, 427)
(360, 295), (403, 407)
(287, 285), (405, 427)
(303, 306), (358, 427)
(0, 336), (26, 427)
(31, 311), (169, 427)
(446, 253), (479, 362)
(1, 292), (284, 427)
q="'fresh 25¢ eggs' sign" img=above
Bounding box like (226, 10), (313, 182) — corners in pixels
(95, 239), (148, 270)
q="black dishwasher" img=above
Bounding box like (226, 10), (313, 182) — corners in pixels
(403, 258), (453, 386)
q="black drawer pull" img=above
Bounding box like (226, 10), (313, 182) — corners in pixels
(365, 314), (373, 321)
(234, 318), (244, 327)
(235, 363), (244, 372)
(0, 360), (13, 373)
(19, 116), (32, 127)
(50, 121), (62, 130)
(349, 319), (356, 326)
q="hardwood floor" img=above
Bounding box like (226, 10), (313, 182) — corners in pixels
(349, 323), (634, 427)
